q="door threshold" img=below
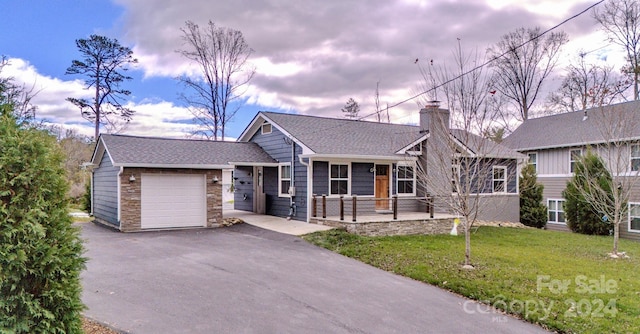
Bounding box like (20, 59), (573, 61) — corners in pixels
(375, 210), (393, 214)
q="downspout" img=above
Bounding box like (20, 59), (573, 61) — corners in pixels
(298, 155), (310, 223)
(288, 137), (296, 219)
(117, 166), (123, 228)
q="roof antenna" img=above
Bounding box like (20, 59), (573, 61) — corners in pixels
(582, 109), (588, 121)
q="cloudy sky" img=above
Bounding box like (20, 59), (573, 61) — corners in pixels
(0, 0), (618, 139)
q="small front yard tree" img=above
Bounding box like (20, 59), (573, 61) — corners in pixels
(0, 105), (86, 332)
(563, 151), (614, 236)
(519, 164), (547, 228)
(414, 41), (510, 268)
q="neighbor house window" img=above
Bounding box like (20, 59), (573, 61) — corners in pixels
(492, 166), (507, 193)
(570, 149), (582, 173)
(279, 164), (291, 197)
(528, 152), (538, 172)
(631, 144), (640, 172)
(396, 163), (415, 195)
(548, 199), (565, 224)
(452, 163), (460, 193)
(330, 164), (349, 195)
(629, 203), (640, 232)
(261, 123), (272, 134)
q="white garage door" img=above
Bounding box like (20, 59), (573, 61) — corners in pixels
(141, 174), (207, 229)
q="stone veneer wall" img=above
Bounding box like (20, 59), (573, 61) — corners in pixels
(310, 217), (456, 236)
(119, 167), (222, 232)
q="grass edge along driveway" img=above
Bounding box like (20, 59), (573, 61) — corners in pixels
(303, 227), (640, 334)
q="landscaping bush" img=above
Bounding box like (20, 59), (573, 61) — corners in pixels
(519, 164), (547, 228)
(563, 151), (613, 235)
(0, 107), (86, 333)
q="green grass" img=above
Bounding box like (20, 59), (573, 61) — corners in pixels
(303, 227), (640, 333)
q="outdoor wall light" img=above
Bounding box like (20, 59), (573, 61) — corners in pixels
(212, 175), (219, 183)
(129, 175), (136, 182)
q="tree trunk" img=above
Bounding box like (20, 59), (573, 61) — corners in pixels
(465, 220), (471, 266)
(613, 221), (619, 255)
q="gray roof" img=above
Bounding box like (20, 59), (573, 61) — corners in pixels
(261, 112), (523, 159)
(502, 101), (640, 151)
(97, 134), (276, 167)
(451, 129), (526, 159)
(261, 112), (424, 156)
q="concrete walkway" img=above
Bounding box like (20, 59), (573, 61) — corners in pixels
(224, 209), (334, 235)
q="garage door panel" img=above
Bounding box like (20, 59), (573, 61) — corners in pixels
(141, 174), (207, 229)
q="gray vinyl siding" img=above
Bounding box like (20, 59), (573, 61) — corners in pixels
(93, 153), (119, 225)
(352, 163), (374, 196)
(234, 166), (253, 212)
(473, 194), (520, 223)
(537, 176), (570, 231)
(460, 158), (518, 194)
(249, 124), (307, 221)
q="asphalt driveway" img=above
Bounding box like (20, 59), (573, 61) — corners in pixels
(81, 222), (547, 334)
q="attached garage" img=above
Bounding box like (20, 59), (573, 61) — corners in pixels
(89, 134), (276, 232)
(141, 174), (207, 229)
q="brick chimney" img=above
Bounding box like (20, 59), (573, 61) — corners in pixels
(419, 101), (450, 135)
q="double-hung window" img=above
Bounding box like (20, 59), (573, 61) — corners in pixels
(631, 144), (640, 172)
(570, 149), (582, 173)
(396, 163), (415, 195)
(548, 199), (565, 224)
(330, 164), (349, 195)
(528, 152), (538, 172)
(629, 203), (640, 232)
(279, 164), (291, 197)
(492, 166), (507, 193)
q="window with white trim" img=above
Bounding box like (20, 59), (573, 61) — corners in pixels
(570, 149), (582, 173)
(492, 166), (507, 193)
(631, 144), (640, 172)
(629, 203), (640, 232)
(396, 163), (415, 195)
(330, 164), (349, 195)
(548, 199), (565, 224)
(528, 152), (538, 172)
(261, 123), (272, 134)
(278, 164), (291, 197)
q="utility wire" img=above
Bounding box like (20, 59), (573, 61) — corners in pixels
(302, 0), (604, 135)
(359, 0), (605, 121)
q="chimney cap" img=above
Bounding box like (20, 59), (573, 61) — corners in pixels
(425, 100), (441, 108)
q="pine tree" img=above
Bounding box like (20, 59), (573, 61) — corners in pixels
(563, 151), (614, 235)
(0, 105), (86, 332)
(341, 98), (360, 119)
(519, 164), (547, 228)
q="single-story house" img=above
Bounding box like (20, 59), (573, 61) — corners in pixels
(502, 100), (640, 241)
(89, 134), (275, 232)
(90, 104), (525, 231)
(233, 104), (524, 224)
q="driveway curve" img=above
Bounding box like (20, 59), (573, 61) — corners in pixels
(81, 223), (547, 333)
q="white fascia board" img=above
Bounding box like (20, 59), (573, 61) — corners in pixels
(114, 163), (231, 169)
(299, 154), (417, 163)
(449, 134), (476, 156)
(237, 112), (265, 142)
(227, 162), (281, 167)
(512, 136), (640, 152)
(90, 136), (107, 165)
(396, 134), (429, 154)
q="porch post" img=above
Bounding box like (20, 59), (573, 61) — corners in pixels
(339, 195), (344, 221)
(352, 195), (357, 222)
(393, 195), (398, 220)
(312, 194), (317, 218)
(322, 194), (326, 219)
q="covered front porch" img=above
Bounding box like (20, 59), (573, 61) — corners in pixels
(309, 195), (459, 236)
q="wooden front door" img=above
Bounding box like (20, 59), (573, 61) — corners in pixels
(375, 165), (390, 210)
(253, 166), (265, 214)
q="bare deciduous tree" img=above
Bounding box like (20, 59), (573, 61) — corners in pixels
(594, 0), (640, 100)
(415, 43), (520, 267)
(565, 104), (640, 257)
(178, 20), (255, 141)
(0, 56), (39, 124)
(487, 27), (568, 121)
(547, 53), (630, 113)
(66, 35), (138, 140)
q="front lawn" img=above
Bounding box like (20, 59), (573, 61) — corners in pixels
(303, 227), (640, 333)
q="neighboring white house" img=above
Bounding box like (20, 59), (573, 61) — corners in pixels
(503, 100), (640, 241)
